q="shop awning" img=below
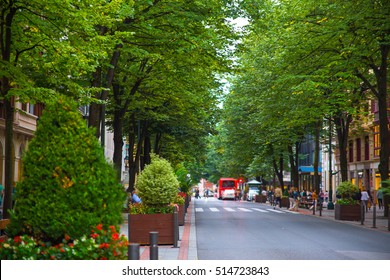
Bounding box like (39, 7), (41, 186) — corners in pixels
(298, 166), (322, 173)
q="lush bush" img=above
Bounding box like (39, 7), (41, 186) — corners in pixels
(0, 224), (128, 260)
(8, 95), (126, 243)
(135, 154), (179, 207)
(129, 203), (175, 214)
(336, 198), (359, 205)
(336, 181), (359, 199)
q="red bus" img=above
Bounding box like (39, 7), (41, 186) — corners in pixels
(218, 178), (238, 199)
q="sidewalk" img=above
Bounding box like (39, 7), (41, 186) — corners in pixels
(120, 201), (198, 260)
(297, 202), (390, 233)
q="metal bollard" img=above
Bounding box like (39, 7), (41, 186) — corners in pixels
(319, 201), (322, 216)
(149, 231), (159, 260)
(388, 210), (390, 231)
(312, 201), (315, 215)
(128, 243), (140, 260)
(372, 203), (376, 228)
(173, 207), (179, 248)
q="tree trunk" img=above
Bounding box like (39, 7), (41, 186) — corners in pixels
(376, 45), (389, 185)
(333, 113), (352, 182)
(288, 143), (299, 189)
(273, 155), (284, 188)
(154, 132), (162, 155)
(313, 120), (321, 193)
(112, 110), (124, 181)
(1, 6), (17, 219)
(2, 98), (14, 219)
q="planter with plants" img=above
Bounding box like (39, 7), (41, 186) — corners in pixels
(335, 181), (361, 221)
(129, 155), (179, 245)
(174, 193), (186, 226)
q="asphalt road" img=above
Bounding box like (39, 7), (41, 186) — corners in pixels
(194, 197), (390, 260)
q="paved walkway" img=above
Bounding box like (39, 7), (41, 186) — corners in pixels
(121, 200), (389, 260)
(297, 202), (389, 233)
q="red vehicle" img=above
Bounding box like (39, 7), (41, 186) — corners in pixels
(218, 178), (238, 200)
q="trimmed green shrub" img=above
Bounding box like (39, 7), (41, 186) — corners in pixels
(135, 154), (179, 207)
(336, 181), (359, 199)
(8, 95), (126, 243)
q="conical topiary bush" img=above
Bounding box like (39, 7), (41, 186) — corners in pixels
(135, 154), (179, 208)
(8, 95), (126, 242)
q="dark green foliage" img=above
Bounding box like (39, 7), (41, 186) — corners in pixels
(8, 96), (126, 242)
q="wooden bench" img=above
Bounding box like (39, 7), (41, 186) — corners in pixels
(0, 219), (10, 241)
(299, 199), (314, 209)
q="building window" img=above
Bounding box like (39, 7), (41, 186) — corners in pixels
(373, 125), (380, 157)
(349, 140), (354, 162)
(356, 138), (361, 162)
(364, 136), (370, 160)
(28, 103), (35, 115)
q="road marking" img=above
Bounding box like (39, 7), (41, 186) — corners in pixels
(251, 208), (269, 213)
(237, 207), (252, 212)
(209, 207), (220, 212)
(268, 208), (285, 213)
(224, 207), (236, 212)
(195, 208), (204, 212)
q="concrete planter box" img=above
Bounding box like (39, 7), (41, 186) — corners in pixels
(129, 213), (176, 245)
(335, 204), (361, 221)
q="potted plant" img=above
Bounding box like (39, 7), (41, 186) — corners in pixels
(174, 193), (186, 226)
(281, 189), (290, 208)
(129, 154), (179, 245)
(334, 181), (361, 221)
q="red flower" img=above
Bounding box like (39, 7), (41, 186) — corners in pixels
(90, 233), (99, 239)
(99, 243), (109, 249)
(64, 234), (71, 241)
(13, 236), (22, 243)
(60, 248), (65, 253)
(111, 233), (119, 240)
(96, 224), (103, 231)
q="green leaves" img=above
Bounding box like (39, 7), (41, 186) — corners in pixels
(9, 95), (126, 242)
(135, 154), (179, 207)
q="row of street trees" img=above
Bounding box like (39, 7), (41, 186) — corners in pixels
(206, 0), (389, 198)
(1, 0), (244, 219)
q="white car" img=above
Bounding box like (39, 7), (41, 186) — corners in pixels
(247, 189), (259, 201)
(222, 189), (235, 200)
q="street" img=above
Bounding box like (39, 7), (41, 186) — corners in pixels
(194, 198), (390, 260)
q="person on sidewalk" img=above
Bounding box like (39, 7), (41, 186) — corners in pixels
(361, 189), (370, 212)
(377, 188), (383, 209)
(131, 190), (142, 204)
(310, 190), (318, 210)
(274, 187), (282, 209)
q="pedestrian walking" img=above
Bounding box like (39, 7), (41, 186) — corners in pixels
(195, 188), (200, 199)
(310, 191), (317, 210)
(274, 187), (282, 209)
(361, 189), (370, 212)
(377, 188), (383, 209)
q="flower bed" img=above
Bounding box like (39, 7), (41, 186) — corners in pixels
(0, 224), (128, 260)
